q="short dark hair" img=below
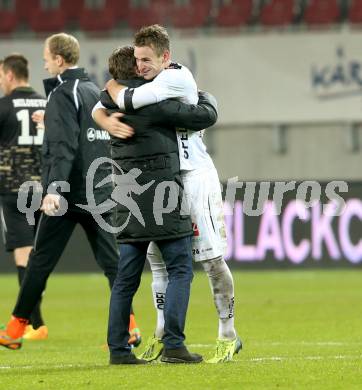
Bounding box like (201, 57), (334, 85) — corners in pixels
(108, 46), (137, 80)
(2, 54), (29, 80)
(46, 33), (80, 65)
(134, 24), (170, 56)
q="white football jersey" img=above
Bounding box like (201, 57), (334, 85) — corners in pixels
(117, 63), (214, 171)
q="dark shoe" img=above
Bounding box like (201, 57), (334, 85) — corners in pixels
(110, 353), (148, 365)
(161, 346), (203, 364)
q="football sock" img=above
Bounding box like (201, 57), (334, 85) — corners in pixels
(201, 257), (236, 340)
(16, 265), (26, 286)
(29, 302), (44, 330)
(17, 265), (44, 330)
(147, 245), (168, 339)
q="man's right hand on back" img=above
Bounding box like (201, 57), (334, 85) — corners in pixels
(93, 110), (134, 139)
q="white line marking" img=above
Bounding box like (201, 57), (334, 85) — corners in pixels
(1, 354), (362, 370)
(0, 363), (106, 370)
(190, 341), (361, 348)
(249, 355), (362, 362)
(189, 344), (214, 348)
(252, 341), (360, 346)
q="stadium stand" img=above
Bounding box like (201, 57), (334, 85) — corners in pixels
(79, 0), (123, 32)
(0, 0), (18, 33)
(15, 0), (44, 30)
(127, 0), (168, 31)
(0, 0), (358, 34)
(169, 0), (212, 28)
(214, 0), (253, 27)
(260, 0), (295, 26)
(28, 0), (67, 33)
(303, 0), (341, 25)
(62, 0), (84, 23)
(348, 0), (362, 24)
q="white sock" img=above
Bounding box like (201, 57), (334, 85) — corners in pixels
(201, 257), (236, 340)
(147, 242), (168, 339)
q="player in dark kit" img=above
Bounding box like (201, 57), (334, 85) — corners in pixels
(0, 54), (48, 340)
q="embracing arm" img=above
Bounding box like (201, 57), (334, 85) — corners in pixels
(151, 91), (218, 131)
(110, 67), (197, 111)
(92, 91), (134, 139)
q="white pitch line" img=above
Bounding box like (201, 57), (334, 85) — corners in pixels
(0, 363), (106, 370)
(1, 354), (361, 371)
(189, 344), (214, 348)
(249, 354), (362, 362)
(252, 341), (362, 347)
(190, 342), (362, 348)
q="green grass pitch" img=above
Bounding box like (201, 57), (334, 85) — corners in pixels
(1, 270), (362, 389)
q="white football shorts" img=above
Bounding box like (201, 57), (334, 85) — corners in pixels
(148, 167), (227, 262)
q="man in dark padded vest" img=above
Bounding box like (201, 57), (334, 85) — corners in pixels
(93, 45), (218, 364)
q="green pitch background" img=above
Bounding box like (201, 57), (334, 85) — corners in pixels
(0, 270), (362, 389)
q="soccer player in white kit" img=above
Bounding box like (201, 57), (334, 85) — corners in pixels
(103, 25), (242, 363)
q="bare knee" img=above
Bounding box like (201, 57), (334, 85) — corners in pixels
(14, 246), (33, 267)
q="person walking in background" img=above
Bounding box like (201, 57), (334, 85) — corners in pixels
(0, 54), (47, 340)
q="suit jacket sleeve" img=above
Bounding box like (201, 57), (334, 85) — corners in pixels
(150, 91), (218, 131)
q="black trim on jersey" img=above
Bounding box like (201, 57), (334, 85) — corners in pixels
(167, 62), (182, 70)
(124, 88), (135, 113)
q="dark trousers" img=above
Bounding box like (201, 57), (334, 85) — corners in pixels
(108, 235), (193, 357)
(13, 209), (119, 319)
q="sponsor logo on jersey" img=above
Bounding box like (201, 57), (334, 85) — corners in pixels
(87, 128), (110, 142)
(192, 222), (199, 237)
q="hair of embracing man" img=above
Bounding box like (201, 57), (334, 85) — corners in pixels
(134, 24), (170, 56)
(108, 45), (138, 80)
(2, 54), (29, 81)
(45, 33), (80, 65)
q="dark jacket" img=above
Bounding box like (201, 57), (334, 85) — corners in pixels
(42, 68), (112, 208)
(101, 78), (218, 243)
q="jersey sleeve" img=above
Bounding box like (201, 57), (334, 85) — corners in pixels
(117, 67), (198, 111)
